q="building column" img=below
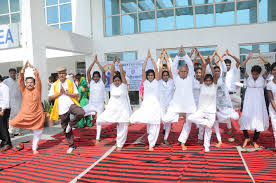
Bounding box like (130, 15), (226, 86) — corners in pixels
(21, 0), (48, 100)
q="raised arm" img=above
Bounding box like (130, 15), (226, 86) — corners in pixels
(240, 50), (253, 68)
(109, 57), (116, 84)
(196, 48), (206, 65)
(259, 49), (267, 63)
(200, 60), (207, 84)
(150, 53), (159, 81)
(190, 48), (195, 58)
(142, 51), (150, 81)
(28, 62), (41, 92)
(87, 56), (96, 84)
(183, 48), (194, 77)
(164, 55), (173, 79)
(159, 54), (165, 79)
(226, 49), (241, 68)
(95, 57), (106, 84)
(18, 61), (29, 92)
(117, 59), (127, 84)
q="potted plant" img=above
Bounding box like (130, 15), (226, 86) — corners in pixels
(42, 100), (54, 126)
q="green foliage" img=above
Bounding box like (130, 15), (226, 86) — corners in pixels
(42, 100), (53, 113)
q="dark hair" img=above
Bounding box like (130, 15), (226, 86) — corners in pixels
(251, 65), (262, 74)
(195, 67), (202, 72)
(75, 74), (81, 80)
(162, 64), (167, 68)
(162, 70), (169, 77)
(271, 62), (276, 71)
(224, 59), (231, 64)
(113, 72), (122, 81)
(214, 66), (221, 71)
(93, 71), (101, 78)
(0, 75), (3, 82)
(146, 69), (155, 80)
(9, 68), (16, 73)
(204, 74), (213, 82)
(25, 77), (35, 84)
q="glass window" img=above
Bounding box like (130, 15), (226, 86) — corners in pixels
(50, 24), (59, 28)
(175, 0), (193, 7)
(138, 0), (155, 11)
(47, 0), (58, 6)
(122, 52), (137, 60)
(0, 0), (9, 14)
(0, 15), (9, 25)
(197, 47), (215, 56)
(176, 7), (194, 29)
(10, 0), (20, 12)
(122, 14), (138, 34)
(121, 0), (137, 14)
(105, 16), (120, 36)
(61, 22), (72, 32)
(105, 0), (120, 16)
(47, 6), (59, 24)
(139, 11), (155, 32)
(156, 0), (173, 9)
(60, 4), (72, 22)
(11, 13), (20, 23)
(106, 52), (137, 61)
(216, 0), (233, 2)
(195, 0), (213, 5)
(195, 5), (214, 27)
(157, 9), (174, 31)
(59, 0), (71, 3)
(216, 3), (235, 26)
(237, 0), (257, 24)
(259, 0), (276, 23)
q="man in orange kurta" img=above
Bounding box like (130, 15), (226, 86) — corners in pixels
(10, 61), (44, 154)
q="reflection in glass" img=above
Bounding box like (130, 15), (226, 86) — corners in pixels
(138, 0), (155, 11)
(215, 0), (233, 2)
(122, 14), (138, 34)
(10, 0), (20, 12)
(60, 0), (71, 3)
(61, 22), (72, 32)
(122, 52), (137, 60)
(0, 0), (9, 14)
(195, 0), (213, 5)
(46, 0), (58, 6)
(60, 4), (72, 22)
(197, 47), (215, 56)
(105, 16), (120, 36)
(156, 0), (173, 9)
(50, 24), (59, 28)
(195, 5), (214, 27)
(11, 13), (20, 23)
(157, 9), (174, 31)
(0, 15), (9, 25)
(105, 0), (120, 16)
(176, 7), (194, 29)
(237, 0), (257, 24)
(216, 3), (235, 26)
(47, 6), (59, 24)
(175, 0), (193, 7)
(139, 11), (155, 32)
(259, 0), (276, 23)
(121, 0), (137, 14)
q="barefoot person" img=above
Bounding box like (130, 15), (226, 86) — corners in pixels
(9, 61), (44, 154)
(49, 67), (85, 153)
(239, 52), (269, 148)
(83, 55), (106, 145)
(97, 57), (131, 151)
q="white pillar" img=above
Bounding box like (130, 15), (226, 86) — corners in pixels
(21, 0), (48, 100)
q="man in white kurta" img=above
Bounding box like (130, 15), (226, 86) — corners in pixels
(3, 68), (22, 136)
(163, 54), (197, 123)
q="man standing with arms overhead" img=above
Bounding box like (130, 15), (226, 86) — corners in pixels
(49, 67), (85, 153)
(3, 68), (23, 137)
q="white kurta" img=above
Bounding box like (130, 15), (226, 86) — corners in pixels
(130, 79), (162, 124)
(3, 78), (22, 120)
(266, 80), (276, 147)
(97, 83), (131, 124)
(239, 76), (269, 132)
(193, 78), (200, 107)
(159, 78), (175, 119)
(163, 55), (196, 123)
(83, 80), (105, 116)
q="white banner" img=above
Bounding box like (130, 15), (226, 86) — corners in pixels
(101, 60), (154, 91)
(246, 52), (276, 74)
(0, 23), (20, 49)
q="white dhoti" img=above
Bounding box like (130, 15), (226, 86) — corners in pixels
(164, 123), (171, 141)
(147, 124), (160, 147)
(269, 105), (276, 148)
(116, 123), (128, 148)
(32, 129), (43, 151)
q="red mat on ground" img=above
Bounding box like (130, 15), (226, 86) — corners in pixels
(0, 123), (119, 183)
(78, 119), (254, 183)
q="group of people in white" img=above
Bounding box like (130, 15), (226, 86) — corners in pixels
(1, 45), (276, 154)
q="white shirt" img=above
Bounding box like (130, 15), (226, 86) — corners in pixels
(267, 80), (276, 102)
(198, 83), (217, 113)
(89, 80), (105, 104)
(0, 82), (10, 109)
(225, 65), (237, 92)
(48, 79), (79, 115)
(193, 78), (201, 106)
(125, 76), (130, 85)
(159, 78), (175, 109)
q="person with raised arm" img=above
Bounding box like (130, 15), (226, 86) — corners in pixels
(130, 50), (161, 151)
(239, 51), (269, 149)
(96, 57), (131, 151)
(83, 55), (106, 144)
